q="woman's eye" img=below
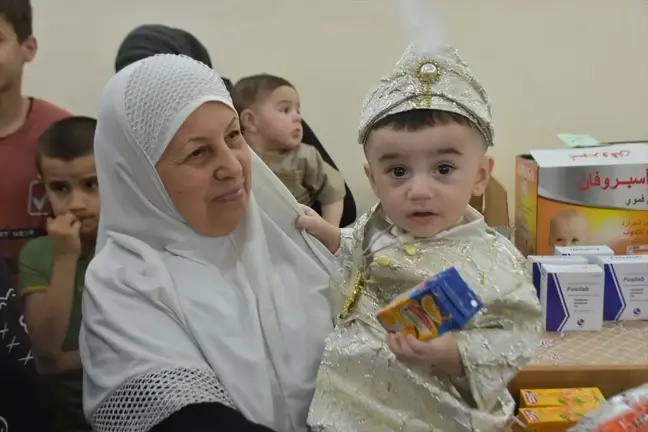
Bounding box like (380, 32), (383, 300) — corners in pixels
(189, 147), (206, 158)
(389, 166), (407, 178)
(435, 164), (454, 175)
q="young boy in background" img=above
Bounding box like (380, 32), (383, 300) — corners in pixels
(299, 43), (542, 431)
(233, 74), (346, 226)
(0, 0), (70, 281)
(20, 116), (97, 432)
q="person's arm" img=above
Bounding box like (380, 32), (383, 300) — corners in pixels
(303, 148), (346, 227)
(322, 200), (344, 228)
(20, 233), (82, 374)
(151, 402), (277, 432)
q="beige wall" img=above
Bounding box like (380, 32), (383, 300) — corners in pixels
(25, 0), (648, 217)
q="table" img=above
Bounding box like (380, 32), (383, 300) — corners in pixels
(509, 321), (648, 398)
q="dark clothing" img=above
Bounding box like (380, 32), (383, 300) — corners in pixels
(0, 258), (54, 431)
(151, 403), (276, 432)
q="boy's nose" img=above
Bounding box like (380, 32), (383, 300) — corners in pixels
(408, 177), (433, 200)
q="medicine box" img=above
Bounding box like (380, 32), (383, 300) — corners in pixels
(554, 245), (614, 262)
(594, 255), (648, 321)
(540, 264), (604, 331)
(515, 142), (648, 257)
(528, 256), (588, 297)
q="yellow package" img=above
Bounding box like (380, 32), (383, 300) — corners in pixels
(519, 406), (589, 432)
(520, 388), (605, 408)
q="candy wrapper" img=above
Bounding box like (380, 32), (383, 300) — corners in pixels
(376, 267), (482, 341)
(568, 383), (648, 431)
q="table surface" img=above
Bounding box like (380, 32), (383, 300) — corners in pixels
(510, 321), (648, 397)
(527, 321), (648, 369)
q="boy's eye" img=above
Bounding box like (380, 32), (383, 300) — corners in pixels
(389, 166), (408, 178)
(435, 164), (455, 175)
(85, 179), (99, 189)
(226, 130), (241, 142)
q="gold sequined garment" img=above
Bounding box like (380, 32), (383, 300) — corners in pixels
(308, 206), (542, 432)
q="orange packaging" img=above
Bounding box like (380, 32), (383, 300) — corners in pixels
(595, 400), (648, 432)
(514, 142), (648, 257)
(518, 406), (589, 431)
(520, 388), (605, 409)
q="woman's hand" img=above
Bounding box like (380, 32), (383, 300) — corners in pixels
(295, 205), (341, 254)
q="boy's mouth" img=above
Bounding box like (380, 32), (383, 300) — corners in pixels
(408, 211), (437, 220)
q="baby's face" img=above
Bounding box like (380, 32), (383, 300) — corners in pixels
(364, 122), (491, 237)
(550, 216), (588, 246)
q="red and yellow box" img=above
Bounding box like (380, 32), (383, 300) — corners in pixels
(520, 387), (605, 409)
(518, 406), (589, 431)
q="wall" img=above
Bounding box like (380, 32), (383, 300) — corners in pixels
(25, 0), (648, 217)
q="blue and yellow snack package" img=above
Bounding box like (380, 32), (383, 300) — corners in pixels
(376, 267), (482, 341)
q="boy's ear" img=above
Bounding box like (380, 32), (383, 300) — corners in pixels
(472, 155), (494, 197)
(239, 109), (257, 133)
(21, 35), (37, 63)
(364, 162), (379, 197)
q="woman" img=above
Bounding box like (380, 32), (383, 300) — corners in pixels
(80, 54), (334, 431)
(115, 24), (357, 227)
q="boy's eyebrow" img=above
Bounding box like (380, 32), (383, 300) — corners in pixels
(377, 147), (463, 162)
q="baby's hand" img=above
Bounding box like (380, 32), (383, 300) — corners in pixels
(295, 205), (341, 253)
(387, 332), (464, 377)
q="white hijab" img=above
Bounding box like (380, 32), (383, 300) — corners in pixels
(80, 54), (334, 432)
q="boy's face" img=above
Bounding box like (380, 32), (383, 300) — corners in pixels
(0, 17), (36, 92)
(246, 86), (303, 150)
(365, 122), (492, 238)
(40, 154), (100, 236)
(550, 215), (588, 246)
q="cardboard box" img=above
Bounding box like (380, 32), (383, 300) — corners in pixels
(515, 143), (648, 257)
(520, 388), (605, 409)
(594, 255), (648, 321)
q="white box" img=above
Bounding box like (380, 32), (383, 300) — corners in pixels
(554, 245), (614, 262)
(594, 255), (648, 321)
(527, 256), (589, 298)
(540, 264), (604, 331)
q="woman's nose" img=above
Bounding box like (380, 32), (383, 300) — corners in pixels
(214, 146), (243, 180)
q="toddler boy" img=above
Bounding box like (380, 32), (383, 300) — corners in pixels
(233, 74), (346, 226)
(299, 44), (542, 431)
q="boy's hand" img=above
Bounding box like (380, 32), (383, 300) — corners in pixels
(387, 332), (464, 377)
(295, 205), (341, 253)
(47, 213), (81, 258)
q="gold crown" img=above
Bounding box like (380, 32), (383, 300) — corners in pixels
(358, 44), (493, 146)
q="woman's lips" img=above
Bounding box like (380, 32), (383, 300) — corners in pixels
(214, 187), (245, 202)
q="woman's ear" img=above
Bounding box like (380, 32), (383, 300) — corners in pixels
(239, 109), (257, 133)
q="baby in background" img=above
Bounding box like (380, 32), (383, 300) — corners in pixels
(550, 209), (589, 248)
(298, 43), (542, 431)
(232, 74), (346, 226)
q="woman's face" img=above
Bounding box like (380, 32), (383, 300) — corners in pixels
(156, 102), (251, 237)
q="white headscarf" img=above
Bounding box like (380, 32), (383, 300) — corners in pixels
(80, 54), (334, 432)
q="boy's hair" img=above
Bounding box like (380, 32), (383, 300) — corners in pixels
(0, 0), (32, 42)
(232, 74), (294, 114)
(366, 109), (486, 148)
(36, 116), (97, 173)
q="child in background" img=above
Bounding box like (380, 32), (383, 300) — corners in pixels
(549, 209), (589, 248)
(298, 42), (542, 431)
(20, 116), (98, 432)
(233, 74), (346, 227)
